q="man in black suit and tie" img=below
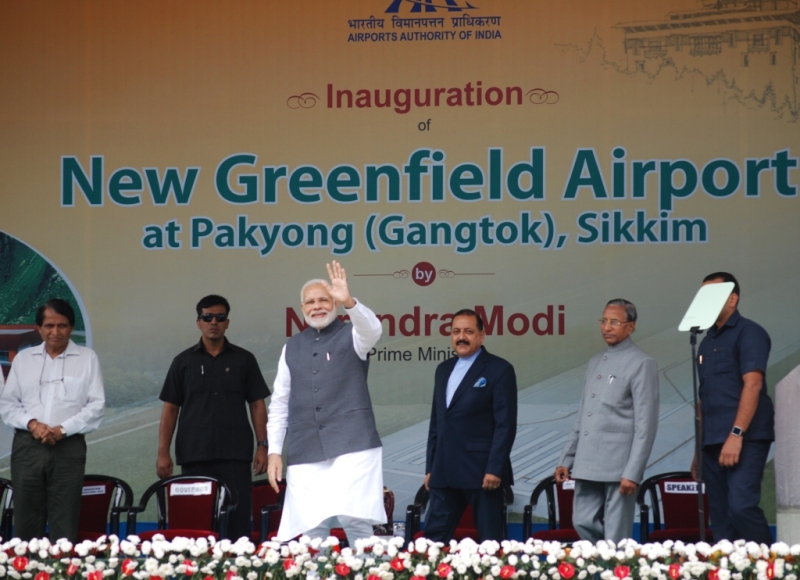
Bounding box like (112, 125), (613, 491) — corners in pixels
(424, 308), (518, 542)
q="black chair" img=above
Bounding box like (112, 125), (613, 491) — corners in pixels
(0, 477), (13, 540)
(127, 475), (237, 540)
(404, 483), (512, 543)
(77, 474), (134, 541)
(522, 475), (580, 542)
(637, 471), (713, 543)
(250, 480), (286, 543)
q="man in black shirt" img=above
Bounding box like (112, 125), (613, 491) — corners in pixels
(157, 295), (270, 540)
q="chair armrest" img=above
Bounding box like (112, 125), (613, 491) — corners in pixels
(260, 503), (282, 543)
(109, 506), (129, 536)
(126, 506), (146, 536)
(527, 477), (557, 529)
(522, 505), (532, 540)
(639, 504), (650, 543)
(218, 504), (230, 540)
(405, 503), (422, 544)
(1, 507), (13, 541)
(217, 504), (234, 541)
(502, 502), (508, 541)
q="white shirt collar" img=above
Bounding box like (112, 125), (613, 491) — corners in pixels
(32, 339), (79, 358)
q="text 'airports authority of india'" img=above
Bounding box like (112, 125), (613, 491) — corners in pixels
(347, 14), (502, 43)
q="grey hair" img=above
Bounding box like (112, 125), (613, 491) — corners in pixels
(301, 279), (330, 303)
(606, 298), (637, 322)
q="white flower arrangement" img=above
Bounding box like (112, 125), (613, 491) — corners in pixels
(0, 535), (798, 580)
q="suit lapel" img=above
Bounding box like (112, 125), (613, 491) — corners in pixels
(447, 347), (489, 410)
(437, 357), (458, 411)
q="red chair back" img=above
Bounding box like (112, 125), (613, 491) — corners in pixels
(452, 505), (478, 540)
(373, 487), (396, 536)
(657, 478), (710, 528)
(165, 479), (218, 530)
(411, 485), (508, 542)
(412, 501), (479, 541)
(78, 480), (116, 538)
(530, 478), (580, 542)
(554, 479), (576, 529)
(77, 475), (133, 541)
(132, 476), (233, 541)
(639, 472), (713, 543)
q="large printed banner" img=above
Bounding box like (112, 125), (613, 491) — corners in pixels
(1, 0), (799, 520)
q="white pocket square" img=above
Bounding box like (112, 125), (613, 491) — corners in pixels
(473, 377), (487, 388)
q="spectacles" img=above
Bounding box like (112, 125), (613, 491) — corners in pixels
(598, 318), (630, 327)
(39, 355), (65, 386)
(198, 313), (228, 323)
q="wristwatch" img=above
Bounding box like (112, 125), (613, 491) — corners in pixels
(731, 426), (744, 437)
(257, 440), (268, 449)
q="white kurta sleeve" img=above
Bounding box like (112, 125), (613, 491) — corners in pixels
(345, 299), (383, 360)
(267, 345), (291, 452)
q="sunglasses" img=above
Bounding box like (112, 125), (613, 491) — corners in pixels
(198, 313), (228, 323)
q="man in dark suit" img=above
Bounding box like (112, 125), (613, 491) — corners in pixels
(424, 308), (518, 542)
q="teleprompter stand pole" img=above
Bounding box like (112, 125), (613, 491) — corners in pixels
(690, 326), (706, 543)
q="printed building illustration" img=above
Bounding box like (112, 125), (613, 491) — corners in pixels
(0, 325), (39, 379)
(617, 0), (799, 117)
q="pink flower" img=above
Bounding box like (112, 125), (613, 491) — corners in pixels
(390, 558), (405, 572)
(668, 564), (681, 580)
(35, 572), (50, 580)
(614, 566), (630, 579)
(437, 563), (452, 578)
(283, 559), (296, 571)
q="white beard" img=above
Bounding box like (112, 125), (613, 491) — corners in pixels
(304, 308), (338, 330)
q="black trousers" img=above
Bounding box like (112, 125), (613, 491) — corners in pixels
(703, 440), (773, 544)
(11, 430), (86, 542)
(181, 459), (252, 540)
(424, 486), (505, 542)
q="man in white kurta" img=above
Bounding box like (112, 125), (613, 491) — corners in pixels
(267, 261), (385, 542)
